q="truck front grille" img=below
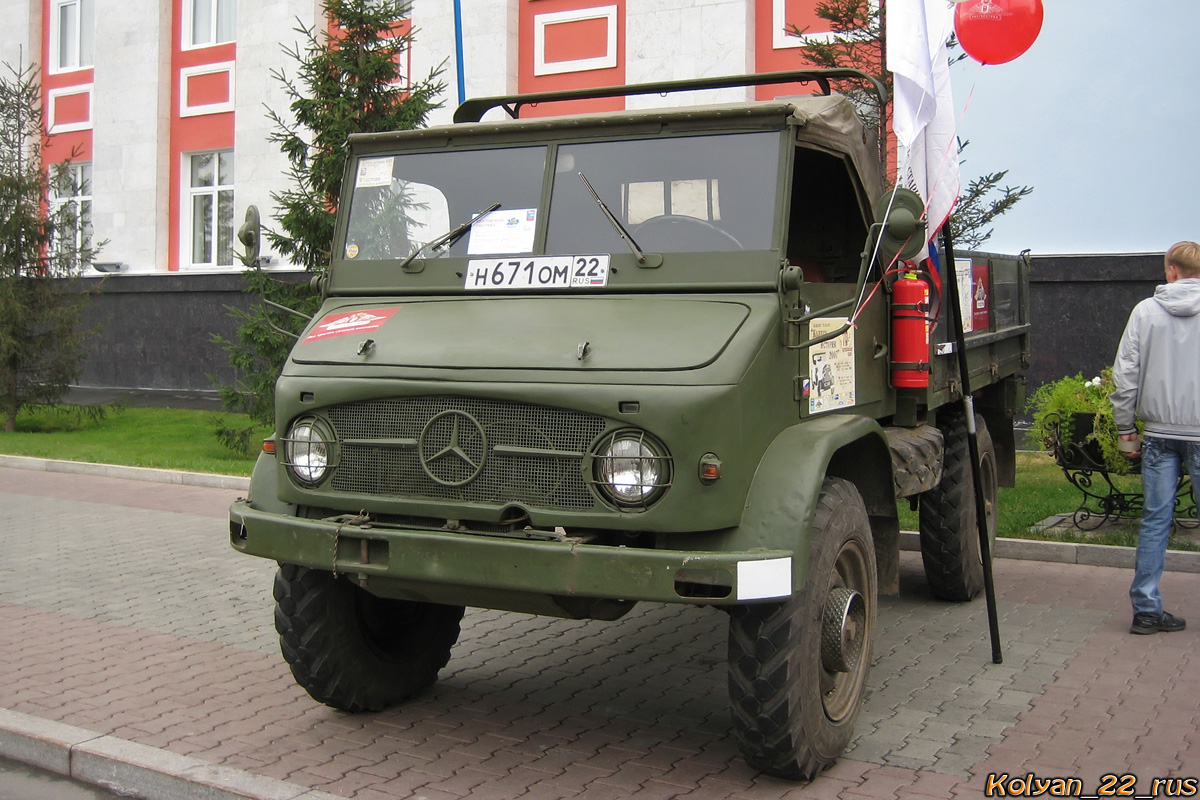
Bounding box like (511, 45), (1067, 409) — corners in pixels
(327, 397), (607, 511)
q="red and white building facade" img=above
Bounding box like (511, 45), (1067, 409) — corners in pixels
(3, 0), (841, 273)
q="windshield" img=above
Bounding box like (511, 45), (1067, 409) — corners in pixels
(547, 132), (779, 254)
(343, 146), (548, 262)
(340, 131), (780, 263)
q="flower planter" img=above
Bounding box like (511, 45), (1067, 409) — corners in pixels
(1054, 411), (1138, 474)
(1046, 411), (1196, 530)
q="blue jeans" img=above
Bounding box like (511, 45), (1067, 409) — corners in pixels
(1130, 437), (1200, 616)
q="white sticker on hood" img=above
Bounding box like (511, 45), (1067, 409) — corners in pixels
(302, 307), (401, 344)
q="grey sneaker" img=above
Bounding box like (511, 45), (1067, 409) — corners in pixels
(1130, 611), (1186, 635)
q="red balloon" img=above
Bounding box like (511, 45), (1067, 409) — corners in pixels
(954, 0), (1044, 65)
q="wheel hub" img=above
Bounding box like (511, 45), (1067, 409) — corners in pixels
(821, 587), (866, 673)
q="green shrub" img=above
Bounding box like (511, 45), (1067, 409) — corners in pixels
(1026, 368), (1135, 474)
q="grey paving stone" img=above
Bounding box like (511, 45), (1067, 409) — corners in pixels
(1, 465), (1191, 799)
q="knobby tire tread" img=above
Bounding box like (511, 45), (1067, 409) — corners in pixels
(274, 563), (463, 713)
(918, 412), (995, 601)
(727, 478), (874, 781)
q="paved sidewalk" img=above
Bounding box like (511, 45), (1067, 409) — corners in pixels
(1, 465), (1198, 799)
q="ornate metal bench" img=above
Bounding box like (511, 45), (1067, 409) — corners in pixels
(1046, 413), (1198, 531)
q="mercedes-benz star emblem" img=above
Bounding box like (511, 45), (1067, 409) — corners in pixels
(418, 410), (488, 487)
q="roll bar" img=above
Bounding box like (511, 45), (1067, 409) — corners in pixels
(452, 68), (887, 124)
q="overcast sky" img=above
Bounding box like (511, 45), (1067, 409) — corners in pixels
(946, 0), (1200, 256)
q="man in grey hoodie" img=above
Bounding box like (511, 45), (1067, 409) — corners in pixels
(1110, 241), (1200, 634)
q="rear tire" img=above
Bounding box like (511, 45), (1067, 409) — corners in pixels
(273, 564), (464, 712)
(918, 411), (997, 601)
(727, 478), (877, 780)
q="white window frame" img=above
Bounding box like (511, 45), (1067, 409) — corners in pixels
(379, 25), (412, 88)
(533, 6), (618, 77)
(184, 0), (237, 49)
(345, 28), (411, 88)
(50, 161), (94, 267)
(47, 84), (93, 133)
(184, 151), (236, 269)
(49, 0), (94, 74)
(363, 0), (411, 16)
(772, 0), (872, 50)
(179, 62), (236, 117)
(328, 3), (412, 85)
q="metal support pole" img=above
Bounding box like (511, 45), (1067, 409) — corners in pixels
(940, 220), (1003, 664)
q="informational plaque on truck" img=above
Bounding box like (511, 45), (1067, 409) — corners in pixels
(808, 317), (856, 414)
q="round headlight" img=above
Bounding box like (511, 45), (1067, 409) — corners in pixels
(594, 431), (671, 507)
(286, 416), (336, 486)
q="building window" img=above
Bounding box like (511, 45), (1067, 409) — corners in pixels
(188, 0), (236, 47)
(187, 152), (235, 267)
(51, 0), (94, 72)
(51, 162), (94, 267)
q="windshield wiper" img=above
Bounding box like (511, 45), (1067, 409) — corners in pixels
(397, 201), (501, 272)
(576, 172), (655, 266)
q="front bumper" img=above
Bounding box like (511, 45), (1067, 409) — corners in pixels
(230, 499), (792, 608)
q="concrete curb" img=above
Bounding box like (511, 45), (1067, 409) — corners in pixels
(0, 709), (341, 800)
(0, 454), (249, 492)
(898, 529), (1200, 574)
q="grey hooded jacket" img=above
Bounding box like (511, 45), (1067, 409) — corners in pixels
(1110, 277), (1200, 441)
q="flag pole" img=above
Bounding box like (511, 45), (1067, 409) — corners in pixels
(939, 219), (1003, 664)
(453, 0), (466, 106)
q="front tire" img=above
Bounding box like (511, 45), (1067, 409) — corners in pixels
(918, 411), (998, 601)
(727, 478), (877, 780)
(273, 564), (465, 712)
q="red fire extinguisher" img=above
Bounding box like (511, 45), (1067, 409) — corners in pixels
(892, 270), (931, 388)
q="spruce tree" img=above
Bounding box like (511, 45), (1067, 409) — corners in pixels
(0, 61), (97, 432)
(214, 0), (444, 451)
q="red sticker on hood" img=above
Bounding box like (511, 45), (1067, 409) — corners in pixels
(302, 307), (401, 343)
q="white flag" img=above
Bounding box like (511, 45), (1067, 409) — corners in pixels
(887, 0), (960, 239)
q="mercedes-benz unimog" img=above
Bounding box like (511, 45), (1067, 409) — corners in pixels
(229, 69), (1030, 779)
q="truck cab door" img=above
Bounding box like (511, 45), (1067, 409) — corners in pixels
(783, 145), (890, 418)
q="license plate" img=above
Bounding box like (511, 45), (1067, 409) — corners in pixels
(464, 255), (610, 290)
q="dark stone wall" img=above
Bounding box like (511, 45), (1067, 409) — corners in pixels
(72, 271), (307, 392)
(1026, 252), (1165, 393)
(66, 254), (1166, 395)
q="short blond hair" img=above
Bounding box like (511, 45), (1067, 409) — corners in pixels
(1166, 241), (1200, 278)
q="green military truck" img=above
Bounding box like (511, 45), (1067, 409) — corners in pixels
(229, 69), (1030, 780)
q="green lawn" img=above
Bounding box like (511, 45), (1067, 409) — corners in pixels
(2, 406), (1189, 548)
(0, 406), (264, 476)
(898, 451), (1198, 550)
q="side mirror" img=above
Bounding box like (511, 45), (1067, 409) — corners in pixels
(872, 188), (927, 265)
(237, 205), (262, 268)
